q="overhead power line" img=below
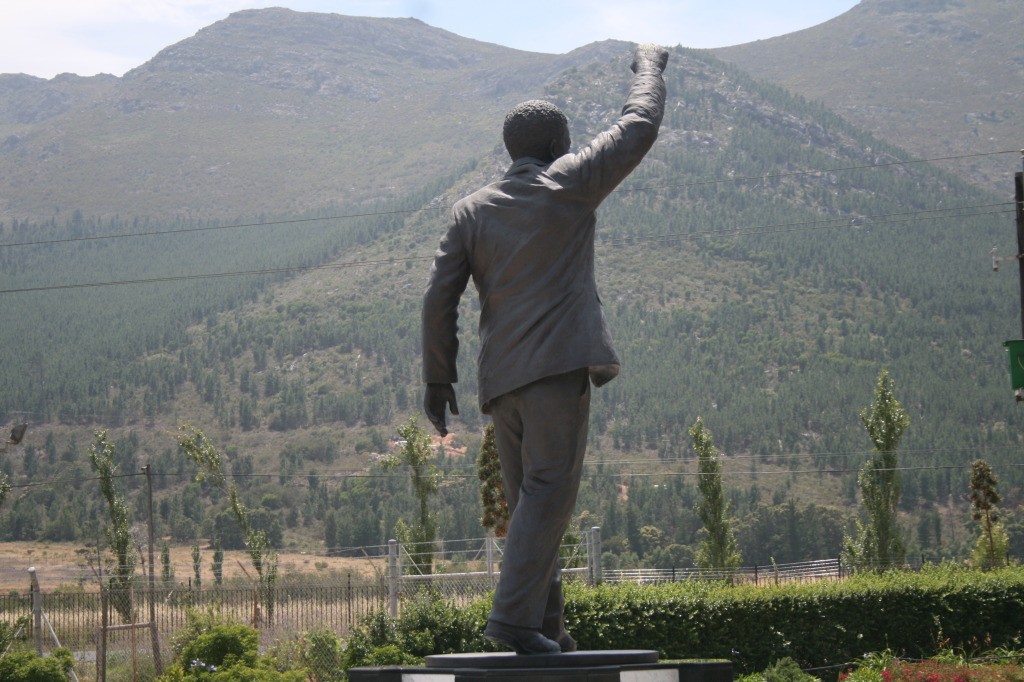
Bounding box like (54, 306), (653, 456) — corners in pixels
(8, 453), (1020, 492)
(0, 148), (1013, 251)
(0, 207), (445, 249)
(615, 149), (1016, 193)
(8, 471), (140, 490)
(0, 255), (435, 294)
(600, 202), (1012, 246)
(0, 203), (1010, 295)
(577, 445), (1022, 466)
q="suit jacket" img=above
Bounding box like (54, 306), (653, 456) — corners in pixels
(422, 62), (666, 412)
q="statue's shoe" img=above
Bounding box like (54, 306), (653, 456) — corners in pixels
(484, 622), (561, 655)
(553, 631), (577, 653)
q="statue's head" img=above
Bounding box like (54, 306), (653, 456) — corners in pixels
(502, 100), (570, 163)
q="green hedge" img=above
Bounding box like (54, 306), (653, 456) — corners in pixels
(342, 565), (1024, 676)
(564, 565), (1024, 673)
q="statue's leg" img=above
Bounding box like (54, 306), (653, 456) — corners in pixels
(487, 368), (590, 631)
(541, 570), (577, 651)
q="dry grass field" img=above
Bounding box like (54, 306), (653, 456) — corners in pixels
(0, 541), (381, 592)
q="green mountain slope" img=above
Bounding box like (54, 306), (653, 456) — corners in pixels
(713, 0), (1023, 193)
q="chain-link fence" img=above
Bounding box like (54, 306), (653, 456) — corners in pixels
(603, 558), (843, 586)
(0, 532), (598, 681)
(386, 533), (595, 610)
(0, 579), (388, 681)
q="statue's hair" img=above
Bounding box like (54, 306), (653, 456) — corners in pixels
(502, 100), (568, 161)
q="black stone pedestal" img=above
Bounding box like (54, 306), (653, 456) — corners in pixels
(348, 651), (732, 681)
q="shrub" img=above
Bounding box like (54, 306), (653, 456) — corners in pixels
(157, 661), (306, 681)
(362, 645), (420, 667)
(262, 633), (308, 675)
(170, 607), (243, 658)
(341, 595), (492, 673)
(0, 615), (30, 652)
(159, 624), (307, 681)
(0, 647), (75, 682)
(763, 657), (820, 682)
(180, 624), (258, 670)
(305, 629), (345, 682)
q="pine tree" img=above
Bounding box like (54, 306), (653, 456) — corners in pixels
(844, 369), (908, 570)
(178, 423), (278, 620)
(161, 541), (173, 584)
(969, 459), (1006, 570)
(384, 417), (440, 575)
(324, 511), (339, 556)
(689, 417), (741, 573)
(212, 538), (224, 586)
(87, 430), (136, 623)
(191, 543), (202, 590)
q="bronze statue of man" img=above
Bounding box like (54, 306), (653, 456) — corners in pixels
(422, 44), (669, 655)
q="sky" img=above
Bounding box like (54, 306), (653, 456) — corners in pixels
(2, 0), (860, 80)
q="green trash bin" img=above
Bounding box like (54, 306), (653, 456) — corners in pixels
(1004, 340), (1024, 390)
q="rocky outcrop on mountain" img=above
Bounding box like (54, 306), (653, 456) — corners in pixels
(714, 0), (1022, 192)
(0, 9), (624, 221)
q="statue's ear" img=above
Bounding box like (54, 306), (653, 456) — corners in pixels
(548, 129), (570, 160)
(547, 138), (561, 161)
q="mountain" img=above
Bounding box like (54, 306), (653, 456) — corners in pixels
(713, 0), (1023, 193)
(0, 11), (1020, 565)
(0, 8), (626, 221)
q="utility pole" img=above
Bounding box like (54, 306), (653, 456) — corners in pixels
(142, 465), (162, 674)
(1017, 161), (1024, 338)
(998, 153), (1024, 400)
(28, 567), (41, 654)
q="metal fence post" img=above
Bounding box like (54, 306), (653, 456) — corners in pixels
(589, 529), (598, 583)
(590, 527), (603, 585)
(99, 586), (108, 682)
(388, 539), (399, 617)
(144, 464), (163, 675)
(486, 532), (496, 590)
(28, 567), (42, 654)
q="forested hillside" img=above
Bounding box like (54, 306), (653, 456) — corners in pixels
(0, 28), (1021, 571)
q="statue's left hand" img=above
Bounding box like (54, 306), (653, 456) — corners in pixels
(424, 383), (459, 437)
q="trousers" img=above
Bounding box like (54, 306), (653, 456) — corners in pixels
(486, 367), (590, 632)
